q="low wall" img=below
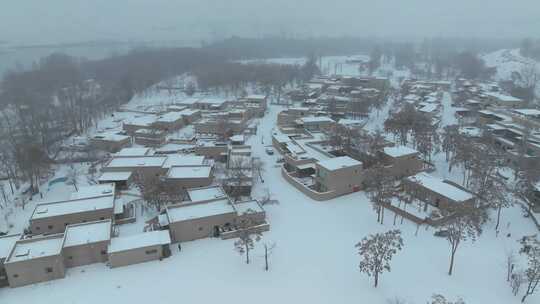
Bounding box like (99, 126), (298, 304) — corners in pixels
(281, 167), (337, 201)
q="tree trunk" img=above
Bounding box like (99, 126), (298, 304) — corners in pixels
(265, 245), (269, 271)
(495, 205), (502, 232)
(448, 248), (456, 276)
(374, 271), (379, 288)
(245, 244), (250, 264)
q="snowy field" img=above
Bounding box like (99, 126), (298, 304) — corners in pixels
(0, 56), (539, 304)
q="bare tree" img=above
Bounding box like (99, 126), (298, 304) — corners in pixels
(234, 215), (262, 264)
(519, 235), (540, 302)
(66, 165), (81, 192)
(366, 165), (395, 224)
(356, 229), (404, 288)
(507, 250), (517, 282)
(442, 205), (487, 276)
(224, 156), (252, 201)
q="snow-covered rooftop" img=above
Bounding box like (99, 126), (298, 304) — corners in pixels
(317, 156), (362, 171)
(166, 166), (212, 179)
(234, 200), (264, 215)
(108, 230), (171, 253)
(91, 132), (130, 142)
(0, 234), (20, 260)
(407, 173), (474, 202)
(157, 112), (184, 123)
(32, 195), (114, 220)
(70, 183), (115, 200)
(513, 109), (540, 117)
(484, 92), (522, 103)
(383, 146), (419, 158)
(64, 220), (112, 248)
(166, 199), (236, 223)
(6, 235), (64, 263)
(98, 171), (133, 182)
(114, 147), (151, 157)
(187, 186), (227, 202)
(106, 157), (166, 168)
(162, 155), (205, 169)
(299, 116), (334, 124)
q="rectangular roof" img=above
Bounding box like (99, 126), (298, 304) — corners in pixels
(108, 230), (171, 253)
(166, 166), (212, 179)
(300, 116), (334, 123)
(114, 147), (151, 157)
(407, 173), (474, 202)
(162, 155), (205, 169)
(98, 171), (133, 182)
(64, 220), (112, 248)
(0, 234), (20, 260)
(70, 183), (115, 200)
(32, 195), (114, 220)
(513, 109), (540, 116)
(317, 156), (362, 171)
(157, 112), (184, 123)
(383, 146), (419, 158)
(91, 132), (130, 142)
(187, 186), (227, 202)
(106, 157), (166, 168)
(234, 200), (264, 215)
(166, 199), (236, 223)
(6, 235), (64, 263)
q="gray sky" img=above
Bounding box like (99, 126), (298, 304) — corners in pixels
(1, 0), (540, 45)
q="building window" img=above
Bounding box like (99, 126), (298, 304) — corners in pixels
(145, 249), (158, 255)
(13, 274), (18, 278)
(48, 225), (53, 230)
(198, 227), (204, 231)
(100, 217), (105, 220)
(36, 227), (40, 231)
(45, 267), (53, 273)
(65, 223), (70, 226)
(68, 256), (73, 260)
(101, 250), (107, 255)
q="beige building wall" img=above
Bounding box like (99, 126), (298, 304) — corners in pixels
(5, 255), (65, 288)
(63, 241), (109, 268)
(316, 165), (364, 195)
(168, 212), (237, 242)
(109, 245), (165, 268)
(30, 208), (114, 235)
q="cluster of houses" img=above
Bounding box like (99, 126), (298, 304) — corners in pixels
(272, 75), (480, 225)
(0, 95), (271, 289)
(89, 95), (267, 153)
(0, 181), (269, 288)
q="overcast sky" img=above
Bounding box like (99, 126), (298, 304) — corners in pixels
(1, 0), (540, 45)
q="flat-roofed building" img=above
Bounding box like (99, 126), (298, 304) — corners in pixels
(4, 234), (66, 287)
(315, 156), (365, 195)
(381, 146), (424, 178)
(296, 116), (335, 131)
(165, 199), (237, 242)
(0, 234), (20, 287)
(403, 172), (476, 209)
(123, 115), (158, 135)
(89, 132), (131, 153)
(234, 200), (266, 224)
(114, 147), (152, 158)
(154, 112), (185, 131)
(98, 171), (133, 189)
(108, 230), (171, 268)
(102, 156), (167, 181)
(164, 166), (214, 191)
(134, 128), (167, 147)
(186, 185), (228, 203)
(62, 220), (112, 268)
(29, 194), (115, 235)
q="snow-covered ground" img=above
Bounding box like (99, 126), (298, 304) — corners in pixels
(1, 90), (539, 303)
(482, 48), (540, 96)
